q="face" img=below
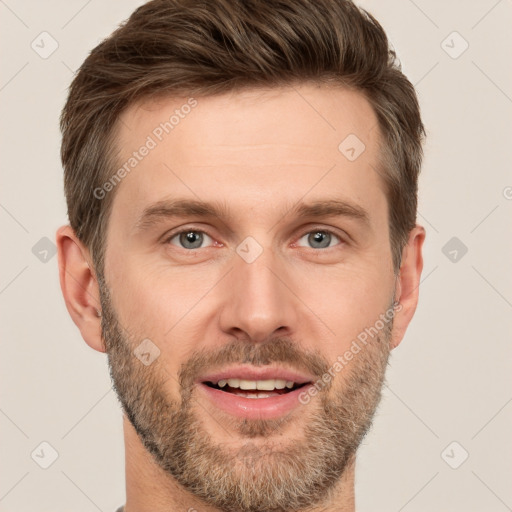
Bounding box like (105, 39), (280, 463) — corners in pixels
(99, 84), (398, 511)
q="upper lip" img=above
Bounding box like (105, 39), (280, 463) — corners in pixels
(197, 366), (316, 385)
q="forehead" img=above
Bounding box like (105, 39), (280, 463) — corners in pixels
(118, 85), (379, 155)
(109, 84), (385, 232)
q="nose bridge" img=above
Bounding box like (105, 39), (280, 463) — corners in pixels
(218, 238), (297, 340)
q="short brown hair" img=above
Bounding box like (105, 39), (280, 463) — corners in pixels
(60, 0), (425, 277)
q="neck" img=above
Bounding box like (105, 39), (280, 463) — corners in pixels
(122, 414), (356, 512)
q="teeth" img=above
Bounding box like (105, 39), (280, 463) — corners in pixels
(216, 378), (296, 390)
(233, 391), (280, 399)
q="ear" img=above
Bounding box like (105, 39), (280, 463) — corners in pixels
(390, 224), (426, 350)
(56, 225), (105, 353)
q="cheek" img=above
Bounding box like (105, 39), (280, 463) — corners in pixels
(106, 251), (219, 347)
(296, 262), (393, 346)
(105, 261), (204, 393)
(113, 248), (391, 323)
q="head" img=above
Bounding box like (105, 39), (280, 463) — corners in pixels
(57, 1), (425, 511)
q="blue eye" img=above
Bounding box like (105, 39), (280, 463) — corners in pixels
(168, 230), (214, 250)
(296, 230), (342, 249)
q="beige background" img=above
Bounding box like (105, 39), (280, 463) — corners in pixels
(1, 0), (511, 510)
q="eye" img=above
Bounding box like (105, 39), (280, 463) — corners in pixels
(296, 229), (343, 250)
(166, 229), (214, 250)
(164, 227), (344, 252)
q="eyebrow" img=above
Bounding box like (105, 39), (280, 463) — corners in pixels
(133, 197), (371, 233)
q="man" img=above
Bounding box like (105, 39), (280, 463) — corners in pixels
(56, 0), (425, 510)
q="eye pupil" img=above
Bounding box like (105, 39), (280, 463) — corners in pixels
(309, 231), (330, 249)
(180, 231), (203, 249)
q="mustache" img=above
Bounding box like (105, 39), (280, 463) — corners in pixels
(178, 337), (330, 390)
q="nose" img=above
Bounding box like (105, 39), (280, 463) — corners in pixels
(218, 243), (300, 343)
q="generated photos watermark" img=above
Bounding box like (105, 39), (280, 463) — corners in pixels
(93, 97), (198, 200)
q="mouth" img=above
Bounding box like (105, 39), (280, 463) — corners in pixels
(203, 378), (309, 398)
(196, 368), (315, 420)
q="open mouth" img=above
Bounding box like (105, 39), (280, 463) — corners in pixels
(198, 374), (315, 419)
(203, 379), (310, 399)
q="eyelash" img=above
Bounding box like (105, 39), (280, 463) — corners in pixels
(163, 226), (346, 251)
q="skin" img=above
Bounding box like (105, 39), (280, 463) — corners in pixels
(56, 84), (425, 512)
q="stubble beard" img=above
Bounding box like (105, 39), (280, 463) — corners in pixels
(98, 279), (392, 512)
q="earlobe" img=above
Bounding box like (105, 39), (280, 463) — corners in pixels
(56, 225), (106, 353)
(390, 224), (426, 350)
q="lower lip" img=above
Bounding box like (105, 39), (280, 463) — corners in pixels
(197, 383), (312, 420)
